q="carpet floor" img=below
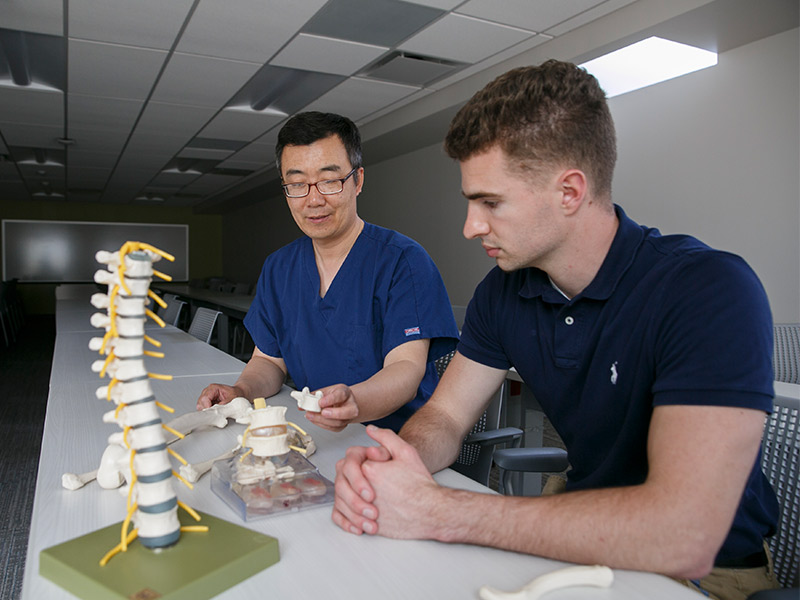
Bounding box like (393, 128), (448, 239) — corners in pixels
(0, 315), (54, 600)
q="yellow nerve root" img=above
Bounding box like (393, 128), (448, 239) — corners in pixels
(100, 528), (138, 567)
(178, 500), (202, 522)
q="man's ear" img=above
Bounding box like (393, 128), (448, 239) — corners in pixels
(558, 169), (587, 215)
(355, 167), (365, 195)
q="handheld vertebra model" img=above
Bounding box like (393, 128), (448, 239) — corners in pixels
(89, 241), (206, 565)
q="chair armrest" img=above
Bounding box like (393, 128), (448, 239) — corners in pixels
(747, 590), (800, 600)
(493, 447), (569, 473)
(464, 427), (523, 447)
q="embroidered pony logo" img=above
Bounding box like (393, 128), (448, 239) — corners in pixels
(610, 361), (619, 385)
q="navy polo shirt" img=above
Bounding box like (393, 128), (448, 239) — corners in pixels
(458, 205), (778, 563)
(245, 222), (459, 432)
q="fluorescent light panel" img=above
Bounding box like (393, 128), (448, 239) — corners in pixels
(580, 37), (717, 98)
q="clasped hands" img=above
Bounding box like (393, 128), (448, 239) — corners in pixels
(333, 425), (442, 539)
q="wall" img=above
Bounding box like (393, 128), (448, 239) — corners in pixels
(0, 198), (223, 314)
(221, 194), (301, 287)
(221, 28), (799, 322)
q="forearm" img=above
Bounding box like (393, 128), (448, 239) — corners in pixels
(399, 401), (465, 473)
(233, 355), (285, 400)
(349, 359), (424, 423)
(423, 483), (717, 578)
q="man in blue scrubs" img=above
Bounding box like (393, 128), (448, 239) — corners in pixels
(333, 62), (780, 599)
(197, 112), (458, 433)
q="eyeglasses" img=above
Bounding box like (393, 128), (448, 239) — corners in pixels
(281, 168), (358, 198)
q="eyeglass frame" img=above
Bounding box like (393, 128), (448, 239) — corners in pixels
(280, 167), (359, 198)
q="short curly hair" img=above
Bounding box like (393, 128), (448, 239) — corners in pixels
(444, 60), (617, 199)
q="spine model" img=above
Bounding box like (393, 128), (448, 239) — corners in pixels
(89, 242), (205, 565)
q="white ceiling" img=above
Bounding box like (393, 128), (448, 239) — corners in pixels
(0, 0), (796, 212)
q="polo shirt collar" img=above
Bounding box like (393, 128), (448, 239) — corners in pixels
(519, 204), (644, 302)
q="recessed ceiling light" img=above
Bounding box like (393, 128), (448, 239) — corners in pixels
(580, 37), (718, 98)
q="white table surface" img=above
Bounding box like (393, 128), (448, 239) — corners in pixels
(22, 298), (703, 600)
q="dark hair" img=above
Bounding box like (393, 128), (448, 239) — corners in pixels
(444, 60), (617, 199)
(276, 112), (363, 179)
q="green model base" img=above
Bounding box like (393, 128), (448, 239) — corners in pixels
(40, 511), (279, 600)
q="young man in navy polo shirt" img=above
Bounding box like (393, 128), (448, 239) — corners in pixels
(333, 61), (780, 600)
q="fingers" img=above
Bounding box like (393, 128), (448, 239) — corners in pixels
(304, 411), (347, 432)
(196, 384), (234, 410)
(333, 447), (380, 534)
(365, 424), (411, 459)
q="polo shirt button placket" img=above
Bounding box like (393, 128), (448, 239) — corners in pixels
(565, 316), (574, 325)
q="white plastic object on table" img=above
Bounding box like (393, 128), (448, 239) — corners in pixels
(291, 386), (323, 412)
(478, 565), (614, 600)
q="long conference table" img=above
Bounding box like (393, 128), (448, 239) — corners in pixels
(21, 287), (703, 599)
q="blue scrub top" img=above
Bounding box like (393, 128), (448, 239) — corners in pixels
(245, 222), (459, 431)
(458, 205), (778, 564)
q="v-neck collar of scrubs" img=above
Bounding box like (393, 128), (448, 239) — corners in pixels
(302, 227), (368, 306)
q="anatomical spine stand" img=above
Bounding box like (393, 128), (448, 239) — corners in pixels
(89, 242), (206, 565)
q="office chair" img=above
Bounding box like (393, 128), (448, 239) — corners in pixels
(759, 385), (799, 589)
(188, 307), (221, 344)
(773, 324), (800, 384)
(435, 350), (523, 488)
(160, 300), (186, 327)
(748, 590), (799, 600)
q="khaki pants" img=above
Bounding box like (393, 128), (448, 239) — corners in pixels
(674, 542), (781, 600)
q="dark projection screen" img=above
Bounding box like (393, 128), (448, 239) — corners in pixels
(2, 220), (189, 282)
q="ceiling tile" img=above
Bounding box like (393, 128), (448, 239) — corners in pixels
(151, 53), (261, 108)
(176, 147), (235, 160)
(1, 1), (63, 35)
(68, 95), (143, 133)
(302, 0), (444, 47)
(68, 0), (195, 49)
(67, 127), (129, 155)
(546, 0), (639, 36)
(270, 34), (388, 77)
(428, 34), (550, 90)
(398, 13), (535, 63)
(456, 0), (607, 32)
(68, 149), (121, 170)
(304, 77), (420, 121)
(178, 0), (328, 62)
(149, 170), (203, 187)
(134, 102), (216, 143)
(0, 122), (63, 149)
(180, 173), (239, 194)
(403, 0), (462, 8)
(125, 131), (187, 160)
(66, 166), (112, 188)
(68, 39), (168, 100)
(199, 109), (285, 143)
(224, 140), (276, 166)
(0, 86), (63, 127)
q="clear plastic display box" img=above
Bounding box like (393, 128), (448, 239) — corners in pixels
(211, 450), (335, 521)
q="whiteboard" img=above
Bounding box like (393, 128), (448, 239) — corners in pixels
(2, 220), (189, 282)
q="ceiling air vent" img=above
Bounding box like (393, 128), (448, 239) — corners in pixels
(362, 51), (464, 86)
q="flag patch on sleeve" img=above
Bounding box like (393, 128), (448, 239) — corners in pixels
(404, 326), (421, 336)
